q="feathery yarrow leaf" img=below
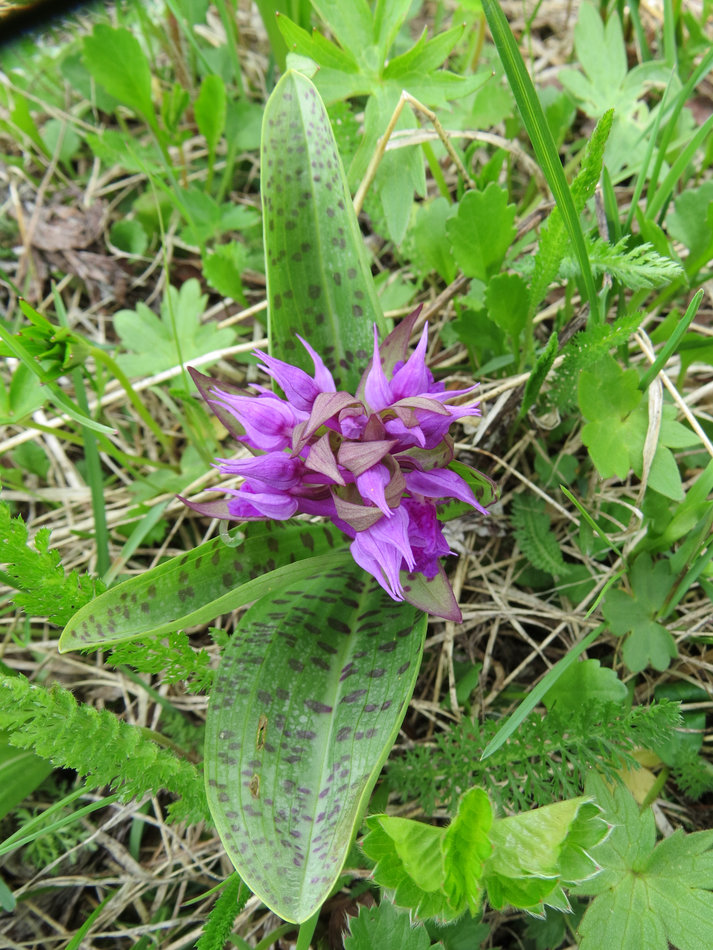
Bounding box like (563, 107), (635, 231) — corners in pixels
(0, 675), (208, 824)
(0, 501), (103, 625)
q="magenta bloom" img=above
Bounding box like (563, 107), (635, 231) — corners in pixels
(182, 311), (489, 621)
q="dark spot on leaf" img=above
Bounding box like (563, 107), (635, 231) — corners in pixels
(305, 699), (332, 713)
(340, 689), (367, 704)
(178, 587), (194, 602)
(336, 727), (351, 741)
(398, 662), (411, 674)
(288, 658), (304, 673)
(222, 572), (234, 587)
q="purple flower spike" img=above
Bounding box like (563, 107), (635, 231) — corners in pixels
(183, 314), (492, 621)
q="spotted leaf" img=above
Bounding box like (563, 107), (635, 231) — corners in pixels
(205, 563), (427, 923)
(262, 69), (383, 391)
(59, 522), (345, 652)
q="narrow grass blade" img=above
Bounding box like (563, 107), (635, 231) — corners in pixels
(481, 0), (599, 322)
(638, 289), (703, 392)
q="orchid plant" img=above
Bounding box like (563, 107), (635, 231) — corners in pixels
(59, 69), (605, 927)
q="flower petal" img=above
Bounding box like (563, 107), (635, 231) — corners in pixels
(338, 439), (397, 477)
(217, 451), (302, 490)
(304, 432), (345, 485)
(297, 334), (337, 395)
(363, 324), (394, 411)
(211, 390), (297, 451)
(226, 487), (299, 520)
(389, 322), (430, 400)
(355, 463), (392, 518)
(256, 351), (323, 412)
(405, 468), (489, 514)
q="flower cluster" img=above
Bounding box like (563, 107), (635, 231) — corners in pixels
(183, 312), (488, 620)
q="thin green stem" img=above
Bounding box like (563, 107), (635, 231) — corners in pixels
(295, 908), (320, 950)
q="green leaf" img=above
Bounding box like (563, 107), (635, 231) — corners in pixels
(518, 331), (558, 420)
(578, 355), (644, 479)
(0, 733), (53, 822)
(577, 775), (713, 950)
(446, 184), (517, 283)
(261, 70), (382, 391)
(345, 899), (441, 950)
(528, 109), (614, 319)
(0, 501), (103, 626)
(0, 361), (46, 424)
(485, 273), (529, 343)
(59, 522), (346, 652)
(83, 25), (155, 124)
(485, 797), (608, 914)
(481, 0), (599, 320)
(205, 566), (427, 923)
(195, 74), (227, 156)
(364, 787), (493, 921)
(110, 219), (148, 256)
(543, 659), (627, 714)
(114, 278), (235, 376)
(511, 493), (570, 577)
(202, 242), (247, 302)
(409, 197), (457, 284)
(601, 555), (677, 673)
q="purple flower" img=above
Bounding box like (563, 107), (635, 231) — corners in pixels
(181, 310), (490, 621)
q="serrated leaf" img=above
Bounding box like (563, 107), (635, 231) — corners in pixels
(484, 797), (607, 914)
(446, 184), (517, 283)
(114, 278), (235, 376)
(345, 899), (440, 950)
(577, 775), (713, 950)
(261, 70), (381, 391)
(364, 787), (493, 921)
(59, 522), (345, 652)
(578, 355), (644, 479)
(205, 566), (426, 923)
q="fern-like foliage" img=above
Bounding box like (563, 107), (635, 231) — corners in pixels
(0, 501), (103, 625)
(108, 630), (216, 694)
(548, 310), (643, 409)
(387, 701), (681, 816)
(511, 493), (571, 577)
(0, 675), (208, 824)
(561, 237), (684, 291)
(196, 874), (249, 950)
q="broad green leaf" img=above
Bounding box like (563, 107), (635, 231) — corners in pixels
(205, 566), (427, 922)
(442, 788), (493, 915)
(543, 659), (627, 714)
(194, 74), (227, 157)
(59, 522), (346, 652)
(83, 25), (155, 125)
(446, 184), (516, 283)
(410, 198), (457, 284)
(383, 24), (465, 79)
(345, 899), (442, 950)
(577, 776), (713, 950)
(309, 0), (374, 66)
(261, 70), (381, 391)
